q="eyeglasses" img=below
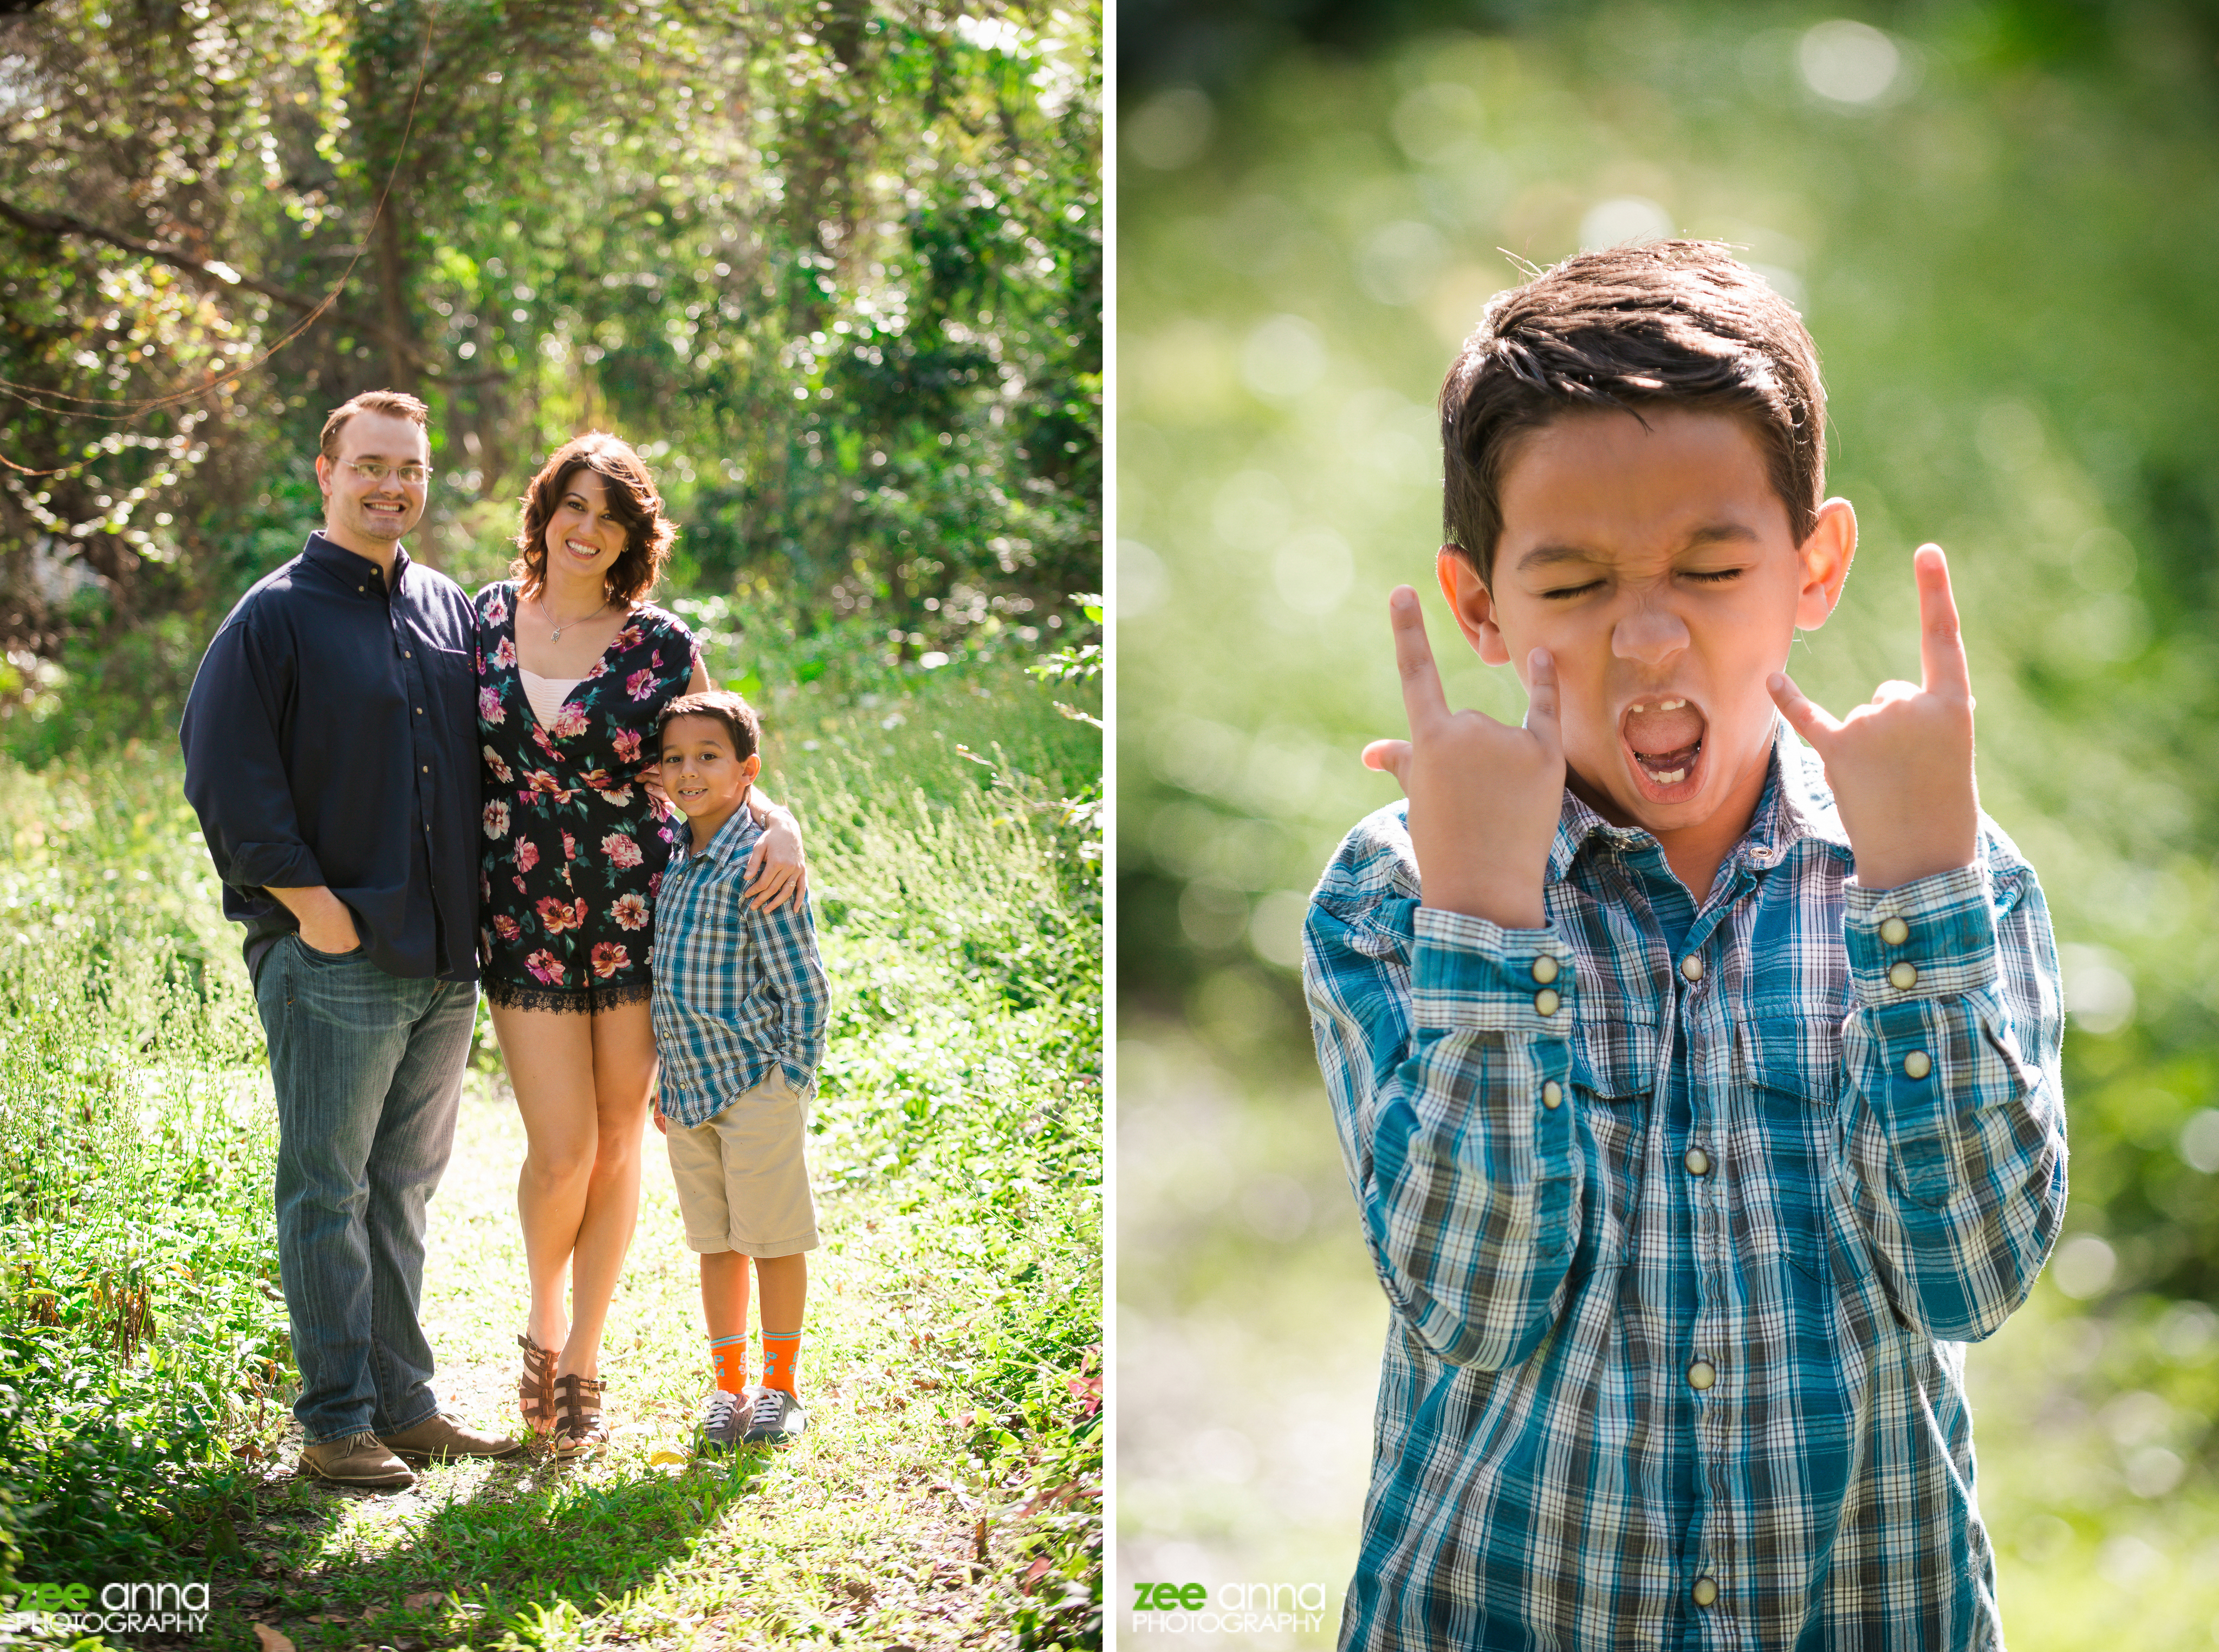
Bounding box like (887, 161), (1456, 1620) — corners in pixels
(341, 459), (433, 486)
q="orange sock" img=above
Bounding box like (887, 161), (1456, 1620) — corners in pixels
(760, 1326), (802, 1397)
(710, 1334), (748, 1394)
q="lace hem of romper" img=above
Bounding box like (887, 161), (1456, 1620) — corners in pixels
(482, 976), (653, 1015)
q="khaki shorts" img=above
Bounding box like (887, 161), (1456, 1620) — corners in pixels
(664, 1069), (820, 1258)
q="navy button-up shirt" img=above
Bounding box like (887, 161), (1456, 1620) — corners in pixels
(180, 532), (481, 981)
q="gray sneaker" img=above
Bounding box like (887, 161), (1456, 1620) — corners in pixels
(740, 1386), (806, 1446)
(297, 1431), (415, 1489)
(697, 1386), (752, 1451)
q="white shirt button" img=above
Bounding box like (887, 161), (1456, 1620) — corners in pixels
(1903, 1050), (1932, 1080)
(1680, 955), (1703, 982)
(1889, 961), (1918, 990)
(1880, 916), (1910, 946)
(1688, 1359), (1716, 1391)
(1691, 1577), (1719, 1607)
(1534, 988), (1561, 1018)
(1684, 1146), (1710, 1176)
(1532, 955), (1560, 985)
(1542, 1080), (1562, 1109)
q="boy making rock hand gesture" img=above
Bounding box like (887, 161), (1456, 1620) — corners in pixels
(1307, 242), (2064, 1650)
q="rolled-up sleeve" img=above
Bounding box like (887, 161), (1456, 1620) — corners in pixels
(1837, 846), (2068, 1341)
(179, 611), (323, 895)
(1306, 810), (1580, 1369)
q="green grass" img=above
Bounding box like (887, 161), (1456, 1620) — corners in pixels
(0, 635), (1101, 1649)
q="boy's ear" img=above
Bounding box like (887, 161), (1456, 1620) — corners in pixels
(1436, 547), (1511, 666)
(740, 753), (763, 783)
(1794, 498), (1857, 631)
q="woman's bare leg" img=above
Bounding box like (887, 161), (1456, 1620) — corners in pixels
(494, 1003), (601, 1358)
(553, 998), (659, 1381)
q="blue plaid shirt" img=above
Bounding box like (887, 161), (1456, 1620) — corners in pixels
(651, 802), (829, 1129)
(1305, 727), (2066, 1651)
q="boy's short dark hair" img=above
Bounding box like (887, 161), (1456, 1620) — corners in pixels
(657, 689), (762, 763)
(1441, 241), (1826, 582)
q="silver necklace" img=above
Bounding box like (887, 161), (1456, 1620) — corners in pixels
(541, 594), (607, 642)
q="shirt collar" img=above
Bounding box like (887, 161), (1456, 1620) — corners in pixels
(673, 795), (763, 870)
(302, 530), (411, 594)
(1543, 718), (1853, 885)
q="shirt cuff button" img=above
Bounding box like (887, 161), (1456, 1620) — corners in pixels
(1903, 1049), (1932, 1080)
(1532, 955), (1560, 984)
(1880, 916), (1910, 946)
(1533, 988), (1561, 1018)
(1888, 961), (1918, 990)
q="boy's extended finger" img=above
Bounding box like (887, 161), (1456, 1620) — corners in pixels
(1361, 737), (1413, 792)
(1523, 646), (1562, 754)
(1915, 544), (1971, 696)
(1767, 670), (1843, 745)
(1388, 586), (1450, 733)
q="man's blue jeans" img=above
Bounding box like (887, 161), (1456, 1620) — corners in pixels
(254, 936), (476, 1444)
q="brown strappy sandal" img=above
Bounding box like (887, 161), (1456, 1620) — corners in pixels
(550, 1371), (608, 1459)
(517, 1333), (559, 1439)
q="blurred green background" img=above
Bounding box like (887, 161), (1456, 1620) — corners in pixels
(1116, 3), (2219, 1645)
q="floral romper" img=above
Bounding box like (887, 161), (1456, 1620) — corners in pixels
(473, 581), (698, 1012)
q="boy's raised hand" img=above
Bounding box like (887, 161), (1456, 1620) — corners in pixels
(1767, 545), (1979, 890)
(1364, 586), (1562, 929)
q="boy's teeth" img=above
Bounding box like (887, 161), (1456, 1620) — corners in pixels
(1657, 699), (1684, 711)
(1653, 768), (1685, 785)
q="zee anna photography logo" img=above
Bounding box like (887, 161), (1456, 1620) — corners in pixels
(1130, 1579), (1337, 1637)
(5, 1579), (211, 1637)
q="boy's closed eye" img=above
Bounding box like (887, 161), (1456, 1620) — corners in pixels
(1537, 566), (1749, 601)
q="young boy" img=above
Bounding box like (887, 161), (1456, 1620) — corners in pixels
(1305, 242), (2066, 1648)
(650, 689), (830, 1449)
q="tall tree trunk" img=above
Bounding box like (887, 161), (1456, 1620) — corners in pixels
(374, 189), (417, 393)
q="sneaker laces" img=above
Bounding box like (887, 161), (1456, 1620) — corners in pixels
(749, 1388), (790, 1429)
(699, 1389), (742, 1431)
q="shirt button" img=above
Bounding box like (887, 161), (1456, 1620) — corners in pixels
(1688, 1359), (1716, 1391)
(416, 706), (425, 715)
(1691, 1576), (1719, 1608)
(1684, 1146), (1710, 1176)
(1534, 988), (1560, 1018)
(1542, 1080), (1562, 1110)
(404, 649), (413, 658)
(1680, 955), (1703, 982)
(1903, 1050), (1932, 1080)
(1889, 961), (1918, 990)
(1532, 955), (1560, 985)
(1880, 916), (1910, 946)
(421, 765), (430, 774)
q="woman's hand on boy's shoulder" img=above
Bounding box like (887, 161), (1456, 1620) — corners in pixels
(1768, 545), (1978, 891)
(1363, 585), (1561, 929)
(742, 805), (809, 912)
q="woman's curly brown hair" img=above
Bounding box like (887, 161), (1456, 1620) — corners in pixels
(511, 432), (677, 605)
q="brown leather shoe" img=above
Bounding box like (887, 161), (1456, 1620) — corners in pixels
(297, 1431), (416, 1488)
(377, 1410), (522, 1463)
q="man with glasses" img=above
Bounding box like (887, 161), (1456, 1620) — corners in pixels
(181, 390), (518, 1487)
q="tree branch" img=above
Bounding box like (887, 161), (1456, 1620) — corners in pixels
(0, 195), (436, 369)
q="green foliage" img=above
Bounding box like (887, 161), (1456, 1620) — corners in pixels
(0, 0), (1100, 685)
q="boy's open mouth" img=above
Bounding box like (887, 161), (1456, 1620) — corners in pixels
(1621, 697), (1707, 799)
